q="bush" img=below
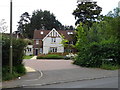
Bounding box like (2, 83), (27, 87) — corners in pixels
(2, 35), (27, 81)
(2, 35), (27, 66)
(100, 64), (119, 70)
(73, 40), (120, 68)
(2, 64), (26, 81)
(74, 42), (103, 67)
(37, 54), (64, 59)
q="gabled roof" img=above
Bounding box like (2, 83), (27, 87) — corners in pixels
(42, 28), (62, 41)
(33, 29), (75, 41)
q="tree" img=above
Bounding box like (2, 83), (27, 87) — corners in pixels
(17, 12), (30, 37)
(72, 1), (102, 27)
(0, 19), (8, 33)
(30, 10), (64, 30)
(107, 7), (120, 17)
(17, 10), (66, 38)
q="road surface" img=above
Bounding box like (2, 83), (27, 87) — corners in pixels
(24, 76), (118, 88)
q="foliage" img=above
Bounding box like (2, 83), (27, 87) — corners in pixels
(24, 38), (33, 45)
(73, 1), (102, 27)
(37, 54), (64, 59)
(60, 34), (69, 47)
(2, 35), (27, 66)
(17, 12), (30, 33)
(17, 10), (75, 38)
(100, 64), (119, 70)
(107, 7), (120, 18)
(73, 16), (120, 68)
(2, 64), (26, 81)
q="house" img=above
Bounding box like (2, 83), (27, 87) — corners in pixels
(24, 39), (33, 56)
(33, 28), (75, 55)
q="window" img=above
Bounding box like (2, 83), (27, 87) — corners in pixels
(40, 48), (43, 53)
(36, 40), (39, 44)
(67, 32), (73, 35)
(50, 47), (57, 52)
(41, 31), (43, 34)
(51, 38), (56, 43)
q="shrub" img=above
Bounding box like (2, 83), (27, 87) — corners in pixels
(2, 64), (26, 81)
(37, 54), (64, 59)
(73, 40), (120, 68)
(2, 35), (27, 81)
(2, 35), (27, 66)
(100, 64), (119, 70)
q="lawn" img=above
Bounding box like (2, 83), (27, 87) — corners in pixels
(23, 55), (34, 59)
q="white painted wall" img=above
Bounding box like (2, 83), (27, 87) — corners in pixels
(43, 37), (64, 54)
(25, 45), (33, 55)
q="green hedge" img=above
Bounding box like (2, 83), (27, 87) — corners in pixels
(2, 35), (27, 66)
(2, 35), (27, 81)
(2, 64), (26, 81)
(37, 54), (64, 59)
(73, 41), (120, 68)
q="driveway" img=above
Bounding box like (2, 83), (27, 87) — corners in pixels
(2, 59), (118, 88)
(23, 59), (80, 71)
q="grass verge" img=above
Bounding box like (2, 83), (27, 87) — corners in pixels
(2, 64), (26, 81)
(100, 64), (120, 70)
(23, 55), (33, 59)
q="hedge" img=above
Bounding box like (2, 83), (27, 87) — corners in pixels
(37, 54), (64, 59)
(2, 35), (27, 66)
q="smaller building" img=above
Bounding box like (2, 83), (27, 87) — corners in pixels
(24, 45), (33, 56)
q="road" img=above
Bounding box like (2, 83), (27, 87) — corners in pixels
(24, 76), (118, 88)
(2, 59), (118, 89)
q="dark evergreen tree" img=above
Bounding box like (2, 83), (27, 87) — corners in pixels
(17, 12), (30, 34)
(72, 1), (102, 27)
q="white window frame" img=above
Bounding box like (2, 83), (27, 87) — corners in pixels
(51, 38), (56, 43)
(36, 40), (39, 44)
(50, 47), (57, 53)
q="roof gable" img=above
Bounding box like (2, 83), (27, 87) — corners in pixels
(42, 28), (62, 41)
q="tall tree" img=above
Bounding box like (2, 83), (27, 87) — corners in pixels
(17, 12), (30, 36)
(30, 10), (64, 30)
(72, 1), (102, 27)
(17, 10), (66, 38)
(107, 7), (120, 17)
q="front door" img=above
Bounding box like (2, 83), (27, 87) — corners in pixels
(35, 49), (38, 55)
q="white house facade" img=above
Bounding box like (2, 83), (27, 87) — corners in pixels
(33, 28), (75, 55)
(42, 29), (64, 54)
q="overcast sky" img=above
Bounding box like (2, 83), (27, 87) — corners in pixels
(0, 0), (119, 33)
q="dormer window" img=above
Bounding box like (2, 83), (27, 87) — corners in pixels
(67, 32), (73, 35)
(41, 31), (43, 34)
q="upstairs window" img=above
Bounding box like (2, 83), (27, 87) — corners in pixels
(36, 40), (39, 44)
(67, 32), (73, 35)
(51, 38), (56, 43)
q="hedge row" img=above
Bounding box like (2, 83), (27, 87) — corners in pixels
(37, 54), (64, 59)
(2, 35), (27, 66)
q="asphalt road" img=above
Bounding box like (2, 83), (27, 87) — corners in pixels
(24, 76), (118, 88)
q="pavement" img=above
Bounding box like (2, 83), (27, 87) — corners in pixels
(2, 57), (118, 88)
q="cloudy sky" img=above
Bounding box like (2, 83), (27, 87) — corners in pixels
(0, 0), (119, 33)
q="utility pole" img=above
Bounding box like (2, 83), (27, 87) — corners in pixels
(10, 0), (13, 74)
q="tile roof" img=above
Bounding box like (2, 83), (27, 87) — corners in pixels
(33, 29), (75, 41)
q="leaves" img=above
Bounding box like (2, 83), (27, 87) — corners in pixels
(73, 1), (102, 27)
